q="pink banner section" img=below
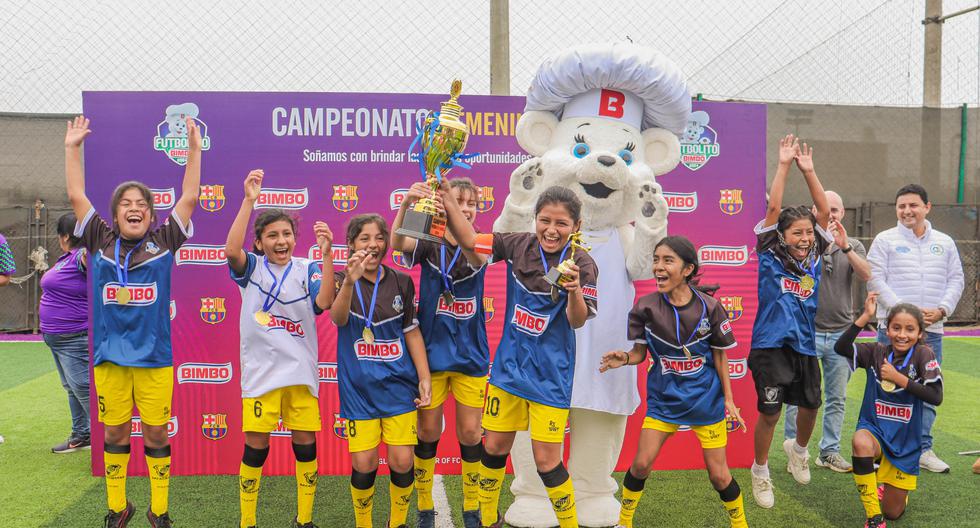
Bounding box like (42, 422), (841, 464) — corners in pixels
(82, 92), (766, 476)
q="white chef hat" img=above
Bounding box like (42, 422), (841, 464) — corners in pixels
(524, 42), (691, 136)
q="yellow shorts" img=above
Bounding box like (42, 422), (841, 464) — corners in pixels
(643, 417), (728, 449)
(482, 384), (568, 444)
(877, 453), (917, 491)
(421, 371), (488, 410)
(346, 410), (418, 453)
(242, 385), (321, 433)
(94, 363), (173, 426)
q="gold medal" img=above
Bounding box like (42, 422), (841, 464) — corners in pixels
(800, 274), (815, 291)
(362, 327), (375, 344)
(116, 286), (131, 305)
(254, 310), (271, 326)
(682, 345), (692, 360)
(880, 379), (896, 392)
(441, 290), (455, 306)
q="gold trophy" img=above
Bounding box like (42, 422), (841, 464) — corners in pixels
(395, 80), (471, 244)
(544, 232), (591, 301)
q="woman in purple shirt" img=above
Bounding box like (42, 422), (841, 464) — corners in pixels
(40, 212), (91, 453)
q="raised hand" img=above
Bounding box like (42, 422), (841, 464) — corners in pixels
(795, 142), (814, 173)
(561, 263), (581, 293)
(829, 219), (848, 249)
(65, 116), (91, 148)
(345, 250), (370, 281)
(599, 350), (629, 373)
(244, 169), (263, 202)
(778, 134), (799, 165)
(405, 181), (433, 206)
(314, 221), (333, 253)
(186, 117), (202, 152)
(863, 291), (878, 318)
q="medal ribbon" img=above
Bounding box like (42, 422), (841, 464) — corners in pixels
(260, 257), (294, 313)
(114, 238), (145, 288)
(354, 267), (383, 330)
(885, 345), (915, 375)
(663, 288), (708, 349)
(439, 245), (463, 295)
(538, 242), (570, 275)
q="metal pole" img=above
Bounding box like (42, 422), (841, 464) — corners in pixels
(923, 0), (943, 107)
(490, 0), (510, 96)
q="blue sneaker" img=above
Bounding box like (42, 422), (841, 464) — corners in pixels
(416, 509), (436, 528)
(462, 509), (481, 528)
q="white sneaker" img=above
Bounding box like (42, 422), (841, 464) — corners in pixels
(751, 472), (775, 508)
(815, 452), (853, 473)
(919, 449), (950, 473)
(783, 439), (811, 484)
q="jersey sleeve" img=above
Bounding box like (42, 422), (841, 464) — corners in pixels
(708, 302), (737, 350)
(0, 235), (15, 275)
(754, 220), (778, 253)
(480, 232), (527, 264)
(851, 342), (879, 370)
(229, 252), (258, 288)
(916, 346), (943, 386)
(406, 239), (434, 268)
(307, 260), (323, 315)
(74, 207), (113, 253)
(156, 210), (194, 251)
(577, 253), (599, 317)
(627, 303), (648, 344)
(399, 274), (419, 332)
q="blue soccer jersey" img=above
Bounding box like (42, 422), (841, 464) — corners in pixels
(628, 290), (737, 425)
(334, 266), (420, 420)
(849, 341), (942, 475)
(76, 208), (191, 368)
(487, 232), (598, 409)
(750, 220), (832, 356)
(410, 239), (489, 376)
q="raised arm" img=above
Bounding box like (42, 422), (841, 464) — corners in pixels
(313, 221), (335, 311)
(795, 143), (829, 229)
(389, 182), (433, 254)
(329, 250), (367, 327)
(829, 221), (871, 281)
(835, 291), (876, 358)
(64, 116), (93, 219)
(764, 134), (799, 227)
(173, 118), (202, 224)
(440, 185), (484, 267)
(225, 170), (262, 275)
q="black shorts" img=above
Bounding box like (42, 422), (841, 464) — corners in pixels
(748, 347), (822, 414)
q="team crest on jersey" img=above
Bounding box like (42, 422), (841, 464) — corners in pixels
(318, 362), (338, 383)
(389, 188), (409, 210)
(477, 186), (495, 213)
(169, 300), (177, 320)
(780, 277), (815, 299)
(391, 250), (410, 269)
(437, 296), (478, 320)
(725, 407), (743, 433)
(263, 315), (306, 338)
(332, 185), (359, 212)
(270, 418), (292, 437)
(484, 297), (495, 322)
(355, 338), (404, 361)
(659, 355), (706, 376)
(257, 188), (309, 210)
(680, 110), (719, 171)
(698, 245), (748, 266)
(719, 296), (743, 322)
(103, 282), (157, 306)
(392, 295), (404, 312)
(512, 304), (550, 336)
(178, 362), (232, 384)
(332, 413), (348, 440)
(719, 189), (744, 215)
(697, 317), (711, 335)
(198, 184), (226, 212)
(153, 103), (211, 166)
(875, 399), (913, 423)
(144, 241), (160, 255)
(131, 416), (179, 438)
(309, 243), (349, 265)
(151, 188), (175, 210)
(664, 191), (698, 213)
(176, 244), (227, 266)
(201, 413), (228, 441)
(199, 297), (226, 324)
(728, 358), (747, 379)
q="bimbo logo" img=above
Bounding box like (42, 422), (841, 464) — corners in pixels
(131, 416), (179, 438)
(264, 315), (305, 338)
(153, 103), (211, 166)
(389, 188), (409, 210)
(169, 300), (176, 320)
(664, 191), (698, 213)
(484, 297), (495, 323)
(176, 244), (226, 266)
(355, 338), (404, 362)
(719, 189), (744, 216)
(698, 245), (748, 266)
(199, 184), (225, 212)
(201, 413), (228, 441)
(271, 418), (292, 437)
(332, 185), (359, 212)
(199, 297), (226, 324)
(598, 89), (626, 119)
(103, 282), (157, 306)
(581, 285), (598, 301)
(308, 244), (348, 265)
(728, 358), (747, 379)
(512, 305), (549, 336)
(257, 188), (309, 210)
(437, 296), (478, 320)
(477, 186), (495, 213)
(780, 277), (815, 299)
(660, 355), (706, 376)
(720, 296), (743, 321)
(178, 362), (233, 384)
(318, 362), (338, 383)
(151, 188), (175, 210)
(680, 110), (719, 171)
(875, 399), (913, 423)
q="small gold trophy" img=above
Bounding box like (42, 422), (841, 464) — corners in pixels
(544, 232), (591, 301)
(395, 80), (471, 245)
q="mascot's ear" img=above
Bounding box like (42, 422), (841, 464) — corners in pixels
(642, 127), (681, 176)
(516, 111), (559, 156)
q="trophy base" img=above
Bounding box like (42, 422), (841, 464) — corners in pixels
(543, 267), (565, 287)
(396, 209), (447, 245)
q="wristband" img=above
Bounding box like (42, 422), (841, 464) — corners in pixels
(842, 245), (853, 254)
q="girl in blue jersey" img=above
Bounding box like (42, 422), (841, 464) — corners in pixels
(329, 214), (432, 528)
(443, 185), (599, 528)
(226, 170), (336, 528)
(65, 115), (201, 528)
(391, 178), (489, 528)
(747, 134), (832, 509)
(600, 236), (748, 528)
(836, 293), (942, 528)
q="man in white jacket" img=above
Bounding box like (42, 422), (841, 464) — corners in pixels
(867, 184), (964, 473)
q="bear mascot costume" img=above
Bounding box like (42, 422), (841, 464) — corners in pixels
(493, 42), (691, 527)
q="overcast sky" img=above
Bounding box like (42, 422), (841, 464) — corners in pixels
(1, 0), (977, 113)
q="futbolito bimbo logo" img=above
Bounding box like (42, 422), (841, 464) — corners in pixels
(151, 188), (175, 210)
(199, 185), (225, 212)
(257, 188), (309, 210)
(680, 110), (719, 171)
(719, 189), (744, 216)
(153, 103), (211, 166)
(201, 413), (228, 441)
(199, 297), (226, 324)
(332, 185), (359, 212)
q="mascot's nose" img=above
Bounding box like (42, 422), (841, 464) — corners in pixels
(597, 155), (617, 167)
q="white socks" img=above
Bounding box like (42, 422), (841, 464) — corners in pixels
(751, 462), (770, 479)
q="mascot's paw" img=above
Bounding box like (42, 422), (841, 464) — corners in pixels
(637, 181), (669, 226)
(504, 495), (558, 528)
(576, 495), (624, 527)
(508, 157), (546, 207)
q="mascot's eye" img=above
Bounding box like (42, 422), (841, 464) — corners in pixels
(572, 142), (590, 158)
(618, 149), (634, 165)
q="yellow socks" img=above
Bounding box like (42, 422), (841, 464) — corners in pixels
(144, 445), (171, 516)
(539, 462), (577, 528)
(389, 468), (414, 527)
(239, 444), (269, 528)
(716, 477), (748, 528)
(618, 469), (646, 528)
(853, 456), (882, 519)
(104, 445), (131, 513)
(460, 442), (483, 512)
(414, 440), (438, 511)
(295, 459), (318, 524)
(478, 453), (508, 526)
(350, 469), (377, 528)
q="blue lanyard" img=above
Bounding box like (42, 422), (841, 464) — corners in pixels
(538, 242), (570, 274)
(887, 346), (915, 372)
(354, 267), (383, 330)
(260, 257), (293, 312)
(663, 288), (707, 347)
(113, 237), (144, 287)
(804, 253), (818, 277)
(439, 245), (462, 293)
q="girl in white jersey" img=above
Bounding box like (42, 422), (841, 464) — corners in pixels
(226, 169), (336, 528)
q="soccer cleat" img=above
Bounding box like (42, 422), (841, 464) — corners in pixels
(919, 449), (950, 473)
(52, 434), (91, 454)
(751, 473), (775, 509)
(865, 514), (887, 527)
(783, 439), (811, 484)
(461, 509), (481, 528)
(815, 452), (852, 473)
(146, 509), (173, 528)
(294, 519), (318, 528)
(416, 509), (436, 528)
(102, 501), (135, 528)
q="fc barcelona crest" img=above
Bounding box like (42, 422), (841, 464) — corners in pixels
(719, 295), (743, 322)
(477, 186), (495, 213)
(201, 413), (228, 440)
(199, 184), (226, 212)
(719, 189), (743, 216)
(332, 185), (359, 212)
(200, 297), (226, 325)
(483, 297), (495, 323)
(332, 413), (348, 440)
